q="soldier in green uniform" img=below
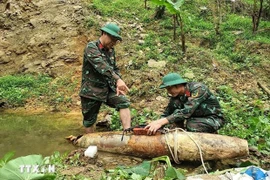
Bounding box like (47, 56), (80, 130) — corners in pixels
(79, 23), (131, 133)
(145, 73), (225, 135)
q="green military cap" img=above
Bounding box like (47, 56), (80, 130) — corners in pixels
(100, 23), (122, 41)
(159, 73), (187, 89)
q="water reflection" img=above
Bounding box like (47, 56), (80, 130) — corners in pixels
(0, 110), (82, 158)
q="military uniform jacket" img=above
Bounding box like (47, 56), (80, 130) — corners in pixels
(79, 40), (121, 101)
(162, 82), (224, 123)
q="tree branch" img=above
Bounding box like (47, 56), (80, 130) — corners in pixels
(257, 81), (270, 96)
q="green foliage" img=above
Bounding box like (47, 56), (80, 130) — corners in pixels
(44, 151), (68, 169)
(0, 154), (56, 180)
(165, 166), (186, 180)
(131, 108), (160, 126)
(187, 16), (213, 33)
(150, 0), (185, 14)
(91, 0), (151, 20)
(103, 156), (186, 179)
(0, 151), (15, 168)
(110, 109), (121, 131)
(109, 108), (160, 130)
(200, 13), (270, 61)
(85, 16), (97, 28)
(104, 161), (151, 179)
(44, 151), (98, 179)
(0, 74), (77, 110)
(0, 74), (52, 106)
(217, 85), (270, 152)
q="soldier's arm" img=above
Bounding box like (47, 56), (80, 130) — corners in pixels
(85, 43), (120, 80)
(112, 53), (122, 78)
(160, 99), (174, 119)
(166, 85), (209, 123)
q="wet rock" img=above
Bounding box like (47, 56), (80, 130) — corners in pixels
(139, 99), (146, 108)
(232, 31), (243, 35)
(187, 162), (212, 176)
(29, 18), (39, 28)
(138, 39), (145, 45)
(153, 166), (166, 179)
(147, 59), (166, 68)
(96, 114), (111, 127)
(0, 101), (6, 107)
(145, 47), (151, 51)
(156, 96), (167, 102)
(73, 5), (82, 12)
(50, 50), (79, 63)
(140, 33), (148, 38)
(14, 47), (27, 55)
(0, 50), (11, 64)
(184, 72), (195, 79)
(0, 39), (10, 48)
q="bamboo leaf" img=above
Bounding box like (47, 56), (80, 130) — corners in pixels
(0, 151), (15, 168)
(150, 0), (166, 6)
(151, 155), (172, 167)
(174, 0), (185, 9)
(164, 1), (177, 14)
(165, 166), (185, 180)
(121, 161), (151, 177)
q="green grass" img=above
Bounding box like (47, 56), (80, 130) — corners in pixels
(222, 14), (270, 43)
(91, 0), (154, 20)
(0, 74), (52, 106)
(0, 74), (77, 110)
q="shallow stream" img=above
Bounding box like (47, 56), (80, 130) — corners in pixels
(0, 110), (207, 176)
(0, 110), (82, 158)
(0, 110), (147, 171)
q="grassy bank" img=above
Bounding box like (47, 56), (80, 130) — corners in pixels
(0, 73), (78, 111)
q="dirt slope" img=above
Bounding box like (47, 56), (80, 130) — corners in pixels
(0, 0), (90, 77)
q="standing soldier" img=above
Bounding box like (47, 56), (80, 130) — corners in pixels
(145, 73), (225, 135)
(79, 22), (131, 133)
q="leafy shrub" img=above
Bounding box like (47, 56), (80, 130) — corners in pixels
(217, 85), (270, 152)
(103, 156), (186, 180)
(109, 108), (160, 130)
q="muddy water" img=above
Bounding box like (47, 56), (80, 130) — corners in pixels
(0, 110), (148, 174)
(0, 110), (203, 174)
(0, 110), (82, 158)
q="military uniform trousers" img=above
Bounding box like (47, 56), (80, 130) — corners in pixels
(81, 92), (130, 127)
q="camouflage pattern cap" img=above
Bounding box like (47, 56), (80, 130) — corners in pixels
(159, 73), (187, 89)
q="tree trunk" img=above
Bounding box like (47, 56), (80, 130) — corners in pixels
(173, 15), (176, 40)
(177, 14), (186, 54)
(215, 0), (222, 35)
(145, 0), (147, 9)
(154, 6), (165, 19)
(252, 0), (264, 33)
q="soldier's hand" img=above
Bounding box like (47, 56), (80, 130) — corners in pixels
(116, 79), (130, 96)
(144, 118), (169, 135)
